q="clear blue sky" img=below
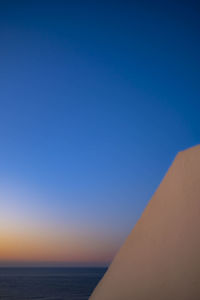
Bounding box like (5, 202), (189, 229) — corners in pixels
(0, 1), (200, 266)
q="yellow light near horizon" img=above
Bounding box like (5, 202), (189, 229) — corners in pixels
(0, 185), (118, 266)
(0, 223), (115, 265)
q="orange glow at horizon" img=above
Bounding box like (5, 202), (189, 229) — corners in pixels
(0, 225), (117, 265)
(0, 184), (120, 266)
(0, 219), (117, 266)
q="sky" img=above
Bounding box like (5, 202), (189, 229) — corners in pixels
(0, 0), (200, 266)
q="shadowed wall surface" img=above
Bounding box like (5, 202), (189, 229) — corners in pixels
(90, 145), (200, 299)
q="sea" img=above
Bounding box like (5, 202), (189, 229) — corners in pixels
(0, 267), (106, 300)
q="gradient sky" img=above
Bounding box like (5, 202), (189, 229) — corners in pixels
(0, 0), (200, 266)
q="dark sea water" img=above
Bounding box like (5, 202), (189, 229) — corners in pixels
(0, 267), (106, 300)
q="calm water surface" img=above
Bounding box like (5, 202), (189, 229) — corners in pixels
(0, 267), (106, 300)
